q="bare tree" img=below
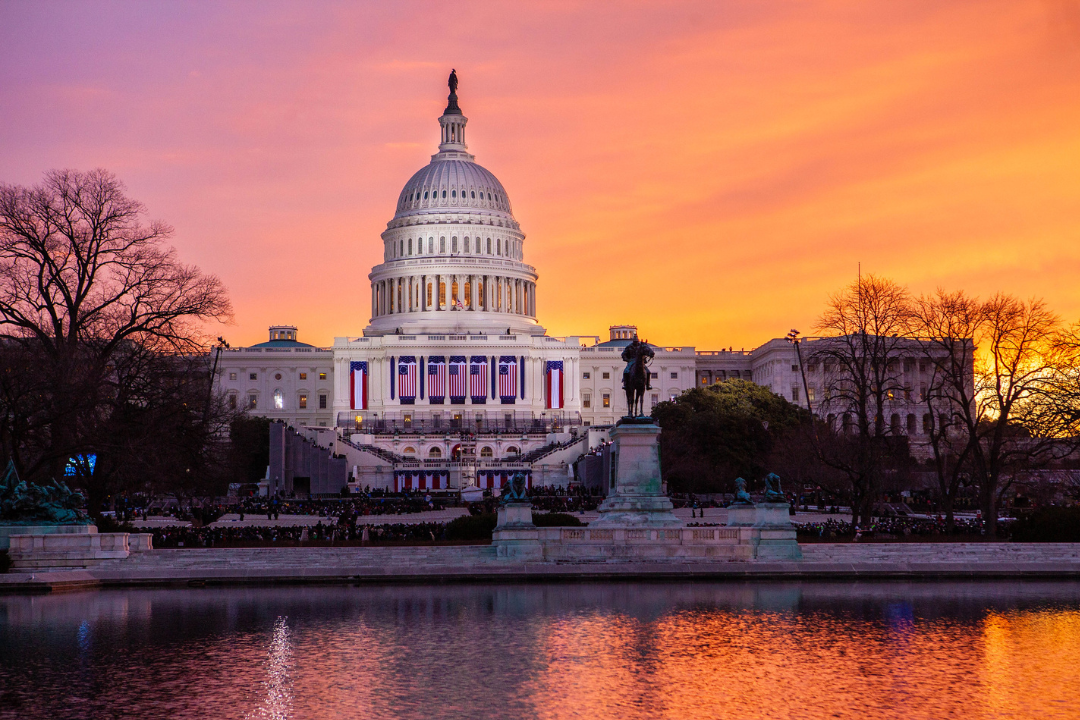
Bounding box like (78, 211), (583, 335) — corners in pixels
(0, 169), (232, 509)
(967, 295), (1075, 535)
(909, 289), (980, 530)
(810, 274), (915, 528)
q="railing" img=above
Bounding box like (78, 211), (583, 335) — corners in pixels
(337, 411), (582, 435)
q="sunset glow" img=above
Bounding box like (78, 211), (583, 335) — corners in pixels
(2, 1), (1079, 348)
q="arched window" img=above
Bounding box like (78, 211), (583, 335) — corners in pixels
(439, 282), (446, 306)
(464, 237), (470, 253)
(273, 389), (284, 410)
(842, 413), (853, 433)
(890, 413), (901, 433)
(471, 191), (476, 199)
(505, 446), (520, 457)
(428, 447), (442, 458)
(463, 281), (471, 307)
(428, 237), (434, 253)
(452, 236), (458, 252)
(451, 190), (456, 198)
(403, 446), (417, 457)
(923, 414), (932, 434)
(451, 280), (458, 305)
(486, 238), (492, 253)
(408, 238), (413, 255)
(906, 414), (916, 435)
(480, 446), (493, 457)
(424, 191), (429, 199)
(441, 190), (447, 198)
(440, 237), (446, 253)
(427, 283), (433, 307)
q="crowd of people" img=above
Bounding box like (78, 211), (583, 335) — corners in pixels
(150, 520), (448, 548)
(795, 515), (994, 539)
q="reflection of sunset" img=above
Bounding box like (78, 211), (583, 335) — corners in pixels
(3, 2), (1080, 348)
(5, 585), (1080, 719)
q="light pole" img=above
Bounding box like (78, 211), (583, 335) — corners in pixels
(785, 329), (814, 416)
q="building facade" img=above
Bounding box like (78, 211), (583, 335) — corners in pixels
(214, 76), (948, 494)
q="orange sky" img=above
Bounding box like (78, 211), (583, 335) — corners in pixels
(2, 0), (1079, 349)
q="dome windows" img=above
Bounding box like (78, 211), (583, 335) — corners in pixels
(424, 191), (429, 199)
(442, 190), (447, 198)
(451, 190), (457, 198)
(471, 191), (476, 199)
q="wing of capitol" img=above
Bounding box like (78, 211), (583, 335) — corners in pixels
(214, 72), (947, 497)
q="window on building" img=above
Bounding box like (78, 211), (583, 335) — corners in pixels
(299, 372), (307, 380)
(429, 447), (442, 458)
(249, 373), (257, 381)
(299, 394), (308, 409)
(583, 372), (590, 380)
(651, 394), (659, 406)
(807, 387), (815, 402)
(669, 393), (677, 402)
(923, 414), (932, 434)
(907, 414), (917, 435)
(791, 386), (800, 402)
(887, 389), (895, 400)
(403, 446), (417, 457)
(480, 446), (493, 457)
(248, 394), (257, 410)
(582, 394), (591, 408)
(602, 394), (610, 407)
(670, 372), (678, 379)
(651, 372), (658, 379)
(791, 364), (798, 372)
(229, 372), (237, 381)
(602, 372), (610, 380)
(808, 364), (818, 373)
(273, 389), (284, 409)
(319, 394), (327, 409)
(228, 394), (237, 409)
(920, 384), (927, 401)
(506, 446), (520, 457)
(319, 372), (327, 380)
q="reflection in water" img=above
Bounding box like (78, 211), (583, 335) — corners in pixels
(1, 582), (1080, 720)
(249, 616), (292, 720)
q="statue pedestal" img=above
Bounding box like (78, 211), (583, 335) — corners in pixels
(0, 523), (95, 551)
(725, 504), (757, 527)
(592, 420), (682, 527)
(492, 503), (542, 560)
(751, 502), (802, 560)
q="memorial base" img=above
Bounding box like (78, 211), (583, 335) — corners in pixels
(7, 532), (154, 571)
(492, 503), (542, 560)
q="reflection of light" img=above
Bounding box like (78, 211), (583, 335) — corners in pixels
(77, 620), (92, 655)
(249, 616), (292, 720)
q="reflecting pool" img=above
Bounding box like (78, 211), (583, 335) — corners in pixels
(2, 581), (1079, 719)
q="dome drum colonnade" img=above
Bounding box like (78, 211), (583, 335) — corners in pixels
(365, 74), (541, 337)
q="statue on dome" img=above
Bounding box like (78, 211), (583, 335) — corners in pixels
(448, 69), (458, 95)
(621, 336), (654, 418)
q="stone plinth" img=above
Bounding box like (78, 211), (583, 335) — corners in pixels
(7, 532), (154, 571)
(492, 503), (542, 560)
(750, 503), (802, 560)
(725, 504), (757, 527)
(593, 421), (681, 527)
(0, 524), (95, 551)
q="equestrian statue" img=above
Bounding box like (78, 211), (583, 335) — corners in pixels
(621, 335), (655, 418)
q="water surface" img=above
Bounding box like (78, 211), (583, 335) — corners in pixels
(1, 581), (1079, 719)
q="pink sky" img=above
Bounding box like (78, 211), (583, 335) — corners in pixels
(2, 0), (1079, 349)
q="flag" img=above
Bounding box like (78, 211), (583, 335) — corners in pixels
(449, 356), (467, 404)
(349, 361), (367, 410)
(397, 356), (417, 404)
(470, 356), (488, 404)
(427, 356), (446, 403)
(499, 356), (518, 404)
(546, 360), (564, 409)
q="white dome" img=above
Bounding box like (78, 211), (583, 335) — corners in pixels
(392, 159), (514, 220)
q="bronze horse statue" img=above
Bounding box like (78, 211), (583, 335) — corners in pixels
(621, 336), (655, 417)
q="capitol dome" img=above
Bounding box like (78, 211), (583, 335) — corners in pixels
(364, 72), (543, 338)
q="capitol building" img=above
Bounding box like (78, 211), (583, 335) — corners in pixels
(213, 74), (933, 495)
